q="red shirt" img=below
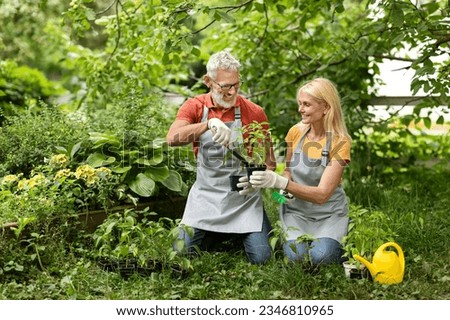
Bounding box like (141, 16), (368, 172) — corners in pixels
(176, 93), (270, 156)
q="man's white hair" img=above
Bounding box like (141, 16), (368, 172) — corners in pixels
(206, 50), (241, 79)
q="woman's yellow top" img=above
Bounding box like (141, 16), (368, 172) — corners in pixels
(285, 125), (351, 162)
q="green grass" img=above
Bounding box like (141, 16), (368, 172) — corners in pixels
(1, 166), (449, 300)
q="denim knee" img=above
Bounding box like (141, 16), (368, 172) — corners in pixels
(283, 238), (343, 265)
(283, 240), (309, 262)
(173, 226), (204, 254)
(243, 212), (272, 264)
(309, 238), (343, 265)
(246, 244), (271, 265)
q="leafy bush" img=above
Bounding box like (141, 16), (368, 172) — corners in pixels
(342, 205), (397, 265)
(0, 106), (87, 176)
(0, 154), (121, 225)
(75, 88), (196, 199)
(0, 60), (65, 125)
(350, 121), (450, 179)
(92, 209), (192, 273)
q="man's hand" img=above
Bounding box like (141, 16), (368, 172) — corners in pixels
(250, 170), (289, 190)
(237, 176), (257, 196)
(208, 118), (231, 146)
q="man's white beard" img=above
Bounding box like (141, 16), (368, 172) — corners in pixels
(212, 90), (236, 109)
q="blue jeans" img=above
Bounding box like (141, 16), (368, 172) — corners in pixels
(175, 212), (272, 265)
(283, 237), (344, 265)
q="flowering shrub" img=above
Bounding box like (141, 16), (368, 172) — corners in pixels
(0, 154), (121, 225)
(49, 154), (70, 169)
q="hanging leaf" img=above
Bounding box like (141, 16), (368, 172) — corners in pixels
(160, 170), (183, 192)
(86, 152), (116, 167)
(70, 141), (82, 159)
(391, 4), (404, 28)
(135, 148), (164, 166)
(128, 173), (156, 197)
(111, 166), (132, 174)
(143, 166), (170, 182)
(88, 132), (121, 148)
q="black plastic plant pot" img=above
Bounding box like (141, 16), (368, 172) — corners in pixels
(246, 165), (266, 180)
(229, 175), (244, 191)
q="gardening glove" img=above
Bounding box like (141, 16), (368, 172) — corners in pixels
(237, 176), (257, 196)
(250, 170), (289, 190)
(208, 118), (231, 146)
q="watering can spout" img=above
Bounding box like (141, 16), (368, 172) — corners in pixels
(352, 242), (405, 284)
(353, 255), (376, 275)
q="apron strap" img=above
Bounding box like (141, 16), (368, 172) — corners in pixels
(231, 107), (243, 146)
(234, 107), (241, 120)
(294, 126), (310, 154)
(201, 106), (209, 122)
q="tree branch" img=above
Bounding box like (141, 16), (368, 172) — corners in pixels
(106, 0), (121, 66)
(96, 0), (117, 15)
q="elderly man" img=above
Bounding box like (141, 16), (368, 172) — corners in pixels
(166, 50), (276, 264)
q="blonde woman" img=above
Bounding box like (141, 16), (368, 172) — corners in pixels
(250, 78), (352, 265)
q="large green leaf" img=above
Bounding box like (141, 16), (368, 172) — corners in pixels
(88, 132), (121, 148)
(160, 170), (183, 192)
(86, 152), (116, 168)
(144, 166), (170, 182)
(135, 148), (164, 166)
(111, 166), (132, 174)
(128, 173), (156, 197)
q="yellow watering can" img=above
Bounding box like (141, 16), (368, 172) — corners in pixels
(353, 242), (405, 284)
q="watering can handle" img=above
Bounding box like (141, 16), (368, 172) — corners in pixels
(380, 242), (405, 271)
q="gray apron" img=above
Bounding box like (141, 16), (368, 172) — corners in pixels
(181, 107), (264, 233)
(280, 129), (349, 242)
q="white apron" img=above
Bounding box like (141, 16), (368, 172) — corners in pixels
(280, 129), (349, 242)
(181, 107), (264, 233)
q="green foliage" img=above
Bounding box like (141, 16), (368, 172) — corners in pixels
(92, 209), (192, 271)
(0, 60), (65, 124)
(0, 107), (87, 176)
(0, 155), (121, 225)
(0, 164), (449, 299)
(70, 87), (196, 199)
(229, 120), (271, 166)
(0, 0), (68, 68)
(0, 203), (85, 280)
(2, 0), (449, 141)
(342, 205), (397, 265)
(349, 121), (450, 180)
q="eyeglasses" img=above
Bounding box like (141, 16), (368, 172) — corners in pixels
(211, 78), (243, 91)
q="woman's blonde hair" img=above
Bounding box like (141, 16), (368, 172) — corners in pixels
(297, 78), (351, 141)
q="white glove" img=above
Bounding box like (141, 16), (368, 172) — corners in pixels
(250, 170), (289, 190)
(208, 118), (231, 146)
(237, 176), (256, 196)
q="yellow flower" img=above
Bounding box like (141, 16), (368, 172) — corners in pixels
(75, 164), (99, 185)
(1, 174), (19, 186)
(49, 154), (70, 169)
(28, 173), (46, 188)
(18, 179), (30, 190)
(54, 169), (72, 181)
